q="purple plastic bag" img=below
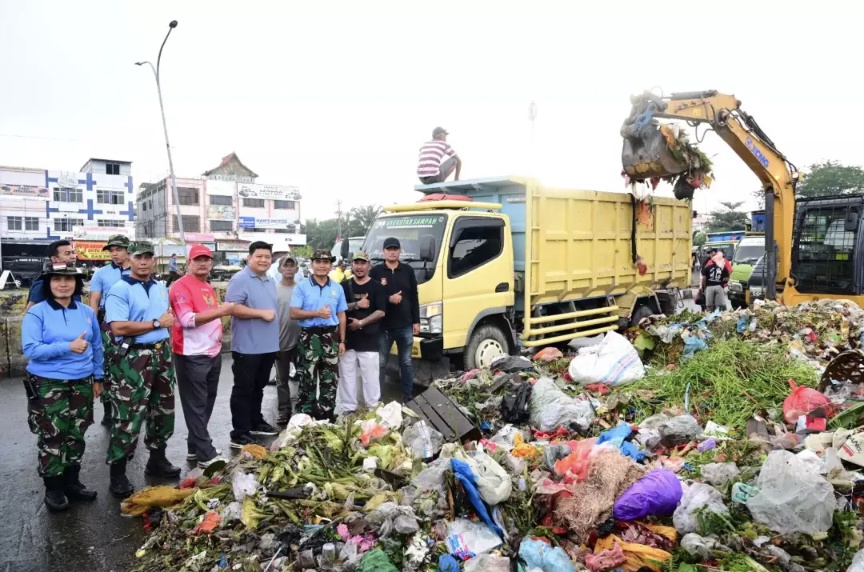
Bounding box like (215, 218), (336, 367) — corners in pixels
(613, 469), (683, 521)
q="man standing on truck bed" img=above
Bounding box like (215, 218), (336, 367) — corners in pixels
(417, 127), (462, 184)
(370, 237), (420, 403)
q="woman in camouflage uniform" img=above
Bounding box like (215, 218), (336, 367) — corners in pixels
(21, 263), (104, 512)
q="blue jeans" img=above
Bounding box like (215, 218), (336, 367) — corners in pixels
(379, 326), (414, 400)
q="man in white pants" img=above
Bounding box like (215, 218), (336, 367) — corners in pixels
(338, 252), (386, 414)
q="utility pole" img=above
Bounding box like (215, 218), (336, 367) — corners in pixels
(336, 199), (343, 241)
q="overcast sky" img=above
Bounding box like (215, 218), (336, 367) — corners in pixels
(2, 1), (862, 221)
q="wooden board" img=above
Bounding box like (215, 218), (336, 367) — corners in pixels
(406, 387), (483, 444)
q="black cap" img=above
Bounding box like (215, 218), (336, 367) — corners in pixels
(383, 237), (401, 250)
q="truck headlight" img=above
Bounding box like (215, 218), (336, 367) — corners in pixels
(419, 302), (443, 334)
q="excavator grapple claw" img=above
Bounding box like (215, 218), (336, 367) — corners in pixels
(621, 126), (687, 180)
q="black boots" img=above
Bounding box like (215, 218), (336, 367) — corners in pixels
(63, 465), (97, 501)
(43, 476), (70, 512)
(109, 459), (134, 499)
(101, 401), (113, 427)
(145, 446), (181, 478)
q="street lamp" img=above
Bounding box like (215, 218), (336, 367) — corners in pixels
(136, 19), (186, 248)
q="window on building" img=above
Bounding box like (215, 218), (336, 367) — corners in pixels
(97, 190), (125, 204)
(448, 219), (504, 279)
(177, 187), (200, 205)
(247, 228), (266, 233)
(273, 200), (296, 210)
(243, 198), (265, 208)
(274, 229), (289, 233)
(97, 219), (126, 228)
(173, 215), (201, 233)
(54, 218), (84, 232)
(210, 220), (233, 232)
(7, 217), (23, 231)
(105, 163), (120, 175)
(25, 217), (39, 231)
(142, 202), (148, 211)
(209, 194), (233, 206)
(53, 187), (83, 203)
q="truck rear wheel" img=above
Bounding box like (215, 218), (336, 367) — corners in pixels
(465, 325), (510, 370)
(629, 304), (654, 327)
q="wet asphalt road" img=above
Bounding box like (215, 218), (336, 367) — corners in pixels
(0, 355), (404, 572)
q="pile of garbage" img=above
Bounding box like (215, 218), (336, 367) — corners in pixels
(129, 301), (864, 571)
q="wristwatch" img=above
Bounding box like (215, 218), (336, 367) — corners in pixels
(152, 319), (161, 329)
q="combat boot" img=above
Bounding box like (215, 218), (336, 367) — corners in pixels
(43, 476), (70, 512)
(63, 464), (97, 501)
(145, 446), (181, 478)
(101, 401), (113, 427)
(109, 459), (134, 499)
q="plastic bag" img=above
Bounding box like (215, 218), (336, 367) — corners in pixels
(446, 518), (502, 558)
(783, 379), (832, 423)
(359, 549), (399, 572)
(613, 469), (683, 521)
(746, 449), (835, 534)
(848, 549), (864, 572)
(658, 415), (702, 447)
(463, 554), (510, 572)
(593, 535), (671, 572)
(672, 483), (729, 534)
(501, 382), (533, 424)
(403, 420), (443, 460)
(458, 449), (512, 505)
(700, 462), (741, 486)
(533, 347), (564, 362)
(596, 422), (646, 462)
(567, 331), (645, 387)
(518, 538), (576, 572)
(231, 471), (260, 502)
(680, 533), (719, 558)
(530, 377), (595, 432)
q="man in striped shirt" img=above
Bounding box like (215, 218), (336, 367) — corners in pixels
(417, 126), (462, 184)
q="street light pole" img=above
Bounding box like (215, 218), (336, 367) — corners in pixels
(136, 20), (186, 249)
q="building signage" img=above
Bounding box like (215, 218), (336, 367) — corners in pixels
(0, 185), (49, 198)
(73, 226), (133, 240)
(208, 205), (236, 220)
(74, 241), (111, 261)
(238, 216), (297, 230)
(237, 183), (301, 201)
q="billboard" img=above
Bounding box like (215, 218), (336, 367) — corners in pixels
(239, 216), (300, 230)
(208, 205), (236, 220)
(0, 185), (50, 198)
(75, 241), (110, 261)
(237, 183), (301, 201)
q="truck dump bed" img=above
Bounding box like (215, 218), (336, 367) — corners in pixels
(415, 177), (692, 307)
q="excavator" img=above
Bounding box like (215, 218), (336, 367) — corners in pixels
(621, 89), (864, 307)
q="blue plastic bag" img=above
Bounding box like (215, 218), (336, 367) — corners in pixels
(613, 468), (683, 521)
(451, 458), (504, 537)
(596, 423), (646, 463)
(438, 554), (460, 572)
(518, 538), (575, 572)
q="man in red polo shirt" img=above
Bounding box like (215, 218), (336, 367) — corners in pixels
(169, 244), (234, 468)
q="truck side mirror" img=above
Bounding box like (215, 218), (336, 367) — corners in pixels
(419, 235), (436, 262)
(845, 211), (859, 232)
(340, 239), (350, 260)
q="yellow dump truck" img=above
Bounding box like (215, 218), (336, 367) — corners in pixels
(348, 176), (691, 378)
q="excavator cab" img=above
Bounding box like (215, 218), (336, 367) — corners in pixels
(620, 92), (688, 180)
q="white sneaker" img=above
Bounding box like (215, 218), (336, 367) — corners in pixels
(197, 456), (228, 469)
(187, 449), (222, 462)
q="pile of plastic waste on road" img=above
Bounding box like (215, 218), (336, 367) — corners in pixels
(131, 300), (864, 571)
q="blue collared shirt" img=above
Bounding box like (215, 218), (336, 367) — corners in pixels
(105, 275), (170, 344)
(290, 276), (348, 328)
(22, 299), (104, 380)
(90, 262), (131, 308)
(225, 266), (279, 354)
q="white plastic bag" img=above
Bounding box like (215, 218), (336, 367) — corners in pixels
(446, 518), (502, 556)
(231, 470), (259, 502)
(456, 449), (512, 506)
(403, 420), (444, 460)
(567, 330), (645, 387)
(529, 378), (595, 432)
(700, 462), (740, 486)
(848, 549), (864, 572)
(746, 450), (835, 535)
(673, 482), (729, 534)
(464, 554), (511, 572)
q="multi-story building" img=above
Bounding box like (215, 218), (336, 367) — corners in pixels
(0, 158), (135, 258)
(136, 153), (305, 260)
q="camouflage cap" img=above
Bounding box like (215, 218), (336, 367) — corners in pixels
(311, 249), (335, 262)
(351, 251), (370, 262)
(128, 241), (156, 256)
(102, 234), (131, 250)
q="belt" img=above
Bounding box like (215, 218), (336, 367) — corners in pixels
(130, 341), (166, 350)
(303, 326), (337, 335)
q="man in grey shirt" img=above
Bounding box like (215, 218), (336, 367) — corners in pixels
(275, 255), (301, 424)
(225, 241), (279, 448)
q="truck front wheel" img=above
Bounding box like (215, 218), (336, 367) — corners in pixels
(465, 324), (510, 370)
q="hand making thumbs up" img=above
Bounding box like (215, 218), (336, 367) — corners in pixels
(70, 332), (89, 353)
(318, 304), (332, 319)
(357, 293), (370, 309)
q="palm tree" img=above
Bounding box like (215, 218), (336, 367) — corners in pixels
(349, 205), (382, 235)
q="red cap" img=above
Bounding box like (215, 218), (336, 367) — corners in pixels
(188, 244), (213, 259)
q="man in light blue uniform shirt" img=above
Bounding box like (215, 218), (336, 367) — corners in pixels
(88, 234), (132, 427)
(225, 241), (280, 449)
(103, 242), (179, 499)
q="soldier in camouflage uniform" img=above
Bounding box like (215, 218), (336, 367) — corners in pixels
(289, 249), (347, 421)
(104, 242), (180, 498)
(21, 263), (104, 512)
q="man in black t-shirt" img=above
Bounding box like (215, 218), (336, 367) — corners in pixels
(337, 252), (387, 415)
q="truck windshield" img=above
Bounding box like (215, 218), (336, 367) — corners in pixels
(364, 214), (447, 284)
(734, 241), (764, 264)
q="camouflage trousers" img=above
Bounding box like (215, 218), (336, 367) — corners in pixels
(296, 329), (339, 421)
(25, 374), (94, 477)
(99, 325), (114, 407)
(106, 342), (175, 464)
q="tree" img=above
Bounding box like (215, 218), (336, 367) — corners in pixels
(291, 245), (314, 259)
(706, 201), (749, 232)
(348, 205), (381, 235)
(301, 204), (382, 250)
(693, 231), (707, 247)
(797, 160), (864, 198)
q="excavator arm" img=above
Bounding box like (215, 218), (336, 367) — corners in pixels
(621, 89), (799, 300)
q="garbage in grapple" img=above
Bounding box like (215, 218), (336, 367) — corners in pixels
(131, 300), (864, 571)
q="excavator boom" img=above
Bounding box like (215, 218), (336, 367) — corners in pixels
(621, 90), (798, 301)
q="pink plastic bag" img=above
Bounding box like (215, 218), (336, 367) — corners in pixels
(782, 379), (832, 424)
